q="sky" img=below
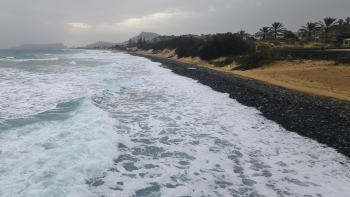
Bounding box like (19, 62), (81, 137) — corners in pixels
(0, 0), (349, 48)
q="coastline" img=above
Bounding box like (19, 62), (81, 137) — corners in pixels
(132, 53), (350, 159)
(135, 50), (350, 103)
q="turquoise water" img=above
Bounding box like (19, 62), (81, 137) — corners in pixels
(0, 50), (349, 197)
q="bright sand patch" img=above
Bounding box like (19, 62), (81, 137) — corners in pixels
(136, 50), (350, 103)
(231, 61), (350, 102)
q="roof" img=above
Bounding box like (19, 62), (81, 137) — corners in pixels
(344, 38), (350, 41)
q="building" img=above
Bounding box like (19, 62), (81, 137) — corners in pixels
(342, 38), (350, 47)
(157, 35), (176, 42)
(126, 47), (138, 52)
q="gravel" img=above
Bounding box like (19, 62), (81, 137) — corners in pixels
(133, 54), (350, 159)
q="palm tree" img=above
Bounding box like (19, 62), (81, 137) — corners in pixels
(271, 22), (286, 39)
(237, 30), (248, 37)
(259, 27), (270, 40)
(318, 17), (337, 34)
(298, 22), (319, 40)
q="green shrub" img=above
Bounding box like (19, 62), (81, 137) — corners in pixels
(152, 37), (205, 58)
(199, 33), (251, 60)
(209, 56), (235, 67)
(233, 50), (278, 70)
(270, 41), (281, 46)
(257, 44), (270, 51)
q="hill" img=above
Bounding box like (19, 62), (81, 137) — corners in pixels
(86, 41), (116, 48)
(10, 43), (68, 50)
(120, 32), (159, 44)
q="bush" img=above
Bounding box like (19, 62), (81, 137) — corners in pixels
(270, 41), (281, 46)
(209, 56), (235, 67)
(138, 43), (155, 50)
(233, 50), (278, 70)
(257, 44), (270, 51)
(152, 37), (205, 58)
(199, 33), (251, 60)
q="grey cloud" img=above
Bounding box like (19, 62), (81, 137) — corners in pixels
(0, 0), (349, 48)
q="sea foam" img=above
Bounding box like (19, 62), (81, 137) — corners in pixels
(1, 50), (349, 197)
(0, 99), (119, 197)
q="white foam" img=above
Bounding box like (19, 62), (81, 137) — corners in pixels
(69, 61), (77, 65)
(1, 50), (349, 197)
(0, 99), (119, 197)
(89, 55), (350, 197)
(0, 53), (120, 122)
(0, 57), (59, 62)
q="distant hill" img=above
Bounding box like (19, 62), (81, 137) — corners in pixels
(120, 32), (160, 44)
(86, 41), (116, 48)
(10, 43), (68, 50)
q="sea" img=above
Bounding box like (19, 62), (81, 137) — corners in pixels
(0, 49), (349, 197)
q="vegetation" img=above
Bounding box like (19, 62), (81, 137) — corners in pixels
(151, 37), (205, 58)
(236, 30), (249, 37)
(199, 33), (252, 60)
(233, 50), (278, 70)
(258, 27), (270, 40)
(128, 15), (350, 69)
(208, 56), (236, 67)
(318, 17), (337, 34)
(271, 22), (287, 39)
(298, 22), (319, 40)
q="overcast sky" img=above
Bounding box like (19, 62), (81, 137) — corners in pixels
(0, 0), (349, 48)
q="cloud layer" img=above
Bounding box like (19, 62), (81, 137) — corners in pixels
(0, 0), (349, 48)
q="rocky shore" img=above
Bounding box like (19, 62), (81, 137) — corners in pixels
(134, 54), (350, 159)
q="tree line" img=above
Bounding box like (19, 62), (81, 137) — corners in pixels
(137, 33), (251, 60)
(253, 17), (350, 42)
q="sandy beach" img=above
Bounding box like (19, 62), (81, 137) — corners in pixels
(136, 49), (350, 103)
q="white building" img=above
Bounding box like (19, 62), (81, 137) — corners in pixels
(342, 38), (350, 47)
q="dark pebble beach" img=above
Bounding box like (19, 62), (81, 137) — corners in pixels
(134, 54), (350, 159)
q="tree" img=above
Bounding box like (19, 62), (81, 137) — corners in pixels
(254, 32), (262, 39)
(143, 37), (146, 43)
(128, 38), (132, 45)
(337, 19), (344, 25)
(271, 22), (286, 39)
(137, 37), (142, 44)
(237, 30), (249, 37)
(318, 17), (337, 34)
(298, 22), (319, 40)
(284, 31), (297, 39)
(345, 17), (350, 25)
(259, 27), (270, 40)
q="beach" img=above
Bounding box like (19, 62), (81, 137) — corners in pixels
(1, 49), (350, 196)
(136, 49), (350, 103)
(133, 52), (350, 159)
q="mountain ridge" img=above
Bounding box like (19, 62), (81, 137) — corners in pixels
(119, 32), (160, 44)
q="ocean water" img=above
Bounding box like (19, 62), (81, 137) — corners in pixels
(0, 50), (349, 197)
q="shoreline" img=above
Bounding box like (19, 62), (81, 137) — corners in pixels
(135, 50), (350, 103)
(132, 53), (350, 159)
